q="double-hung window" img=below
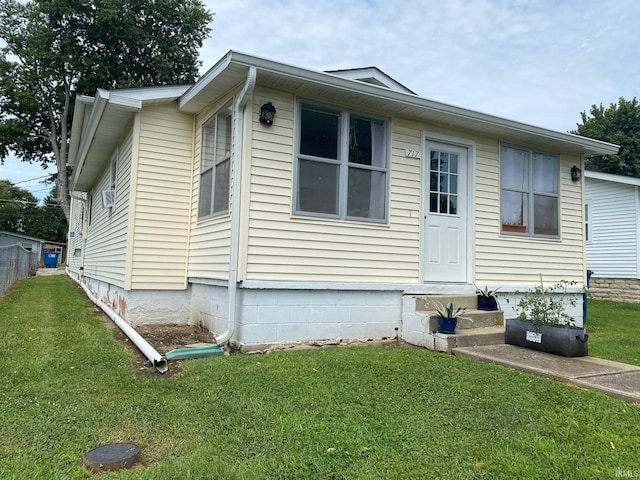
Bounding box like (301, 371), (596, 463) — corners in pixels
(295, 102), (388, 222)
(500, 145), (559, 237)
(199, 101), (232, 218)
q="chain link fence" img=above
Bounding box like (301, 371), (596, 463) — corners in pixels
(0, 245), (38, 297)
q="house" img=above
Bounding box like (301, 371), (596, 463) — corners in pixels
(0, 231), (43, 258)
(585, 170), (640, 302)
(66, 51), (619, 350)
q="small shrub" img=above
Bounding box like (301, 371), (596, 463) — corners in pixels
(509, 279), (581, 330)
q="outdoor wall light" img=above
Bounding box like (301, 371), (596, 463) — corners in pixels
(259, 101), (276, 125)
(571, 165), (582, 182)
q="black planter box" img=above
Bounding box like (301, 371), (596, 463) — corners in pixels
(505, 318), (588, 357)
(477, 295), (499, 311)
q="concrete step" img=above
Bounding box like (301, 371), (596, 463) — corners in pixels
(424, 309), (504, 332)
(415, 294), (478, 312)
(432, 326), (505, 354)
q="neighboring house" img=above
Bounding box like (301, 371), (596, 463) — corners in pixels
(585, 170), (640, 302)
(66, 51), (618, 349)
(0, 231), (43, 258)
(0, 231), (66, 267)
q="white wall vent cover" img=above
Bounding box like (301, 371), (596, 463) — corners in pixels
(102, 190), (115, 208)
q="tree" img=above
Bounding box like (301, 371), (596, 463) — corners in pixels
(26, 188), (68, 242)
(0, 179), (39, 233)
(572, 97), (640, 176)
(0, 0), (213, 222)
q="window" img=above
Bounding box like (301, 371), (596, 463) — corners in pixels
(500, 145), (559, 237)
(199, 101), (232, 217)
(295, 102), (388, 222)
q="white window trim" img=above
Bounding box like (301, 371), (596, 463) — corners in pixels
(198, 100), (233, 219)
(500, 143), (560, 239)
(293, 99), (390, 224)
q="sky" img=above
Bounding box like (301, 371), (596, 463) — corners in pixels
(2, 0), (639, 200)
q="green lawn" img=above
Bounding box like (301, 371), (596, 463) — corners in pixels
(1, 276), (640, 479)
(587, 299), (640, 366)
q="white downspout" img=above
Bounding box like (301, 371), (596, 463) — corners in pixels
(215, 66), (256, 346)
(66, 271), (168, 373)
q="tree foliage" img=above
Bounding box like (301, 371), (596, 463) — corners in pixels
(572, 97), (640, 176)
(0, 0), (213, 222)
(0, 180), (68, 241)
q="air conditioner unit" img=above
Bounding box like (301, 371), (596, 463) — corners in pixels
(102, 190), (115, 208)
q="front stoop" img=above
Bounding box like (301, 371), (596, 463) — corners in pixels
(402, 294), (505, 354)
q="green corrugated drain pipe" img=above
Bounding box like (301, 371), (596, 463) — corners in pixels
(165, 346), (225, 361)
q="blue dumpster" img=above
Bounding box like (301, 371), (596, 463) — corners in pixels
(44, 252), (59, 268)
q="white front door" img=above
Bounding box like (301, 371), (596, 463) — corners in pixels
(422, 141), (468, 283)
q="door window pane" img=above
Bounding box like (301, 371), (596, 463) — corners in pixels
(429, 150), (458, 215)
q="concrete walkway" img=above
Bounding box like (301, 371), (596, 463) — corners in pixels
(453, 344), (640, 404)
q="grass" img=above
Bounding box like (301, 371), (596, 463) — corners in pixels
(1, 276), (640, 479)
(587, 299), (640, 366)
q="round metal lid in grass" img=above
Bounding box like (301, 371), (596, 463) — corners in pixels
(83, 443), (141, 473)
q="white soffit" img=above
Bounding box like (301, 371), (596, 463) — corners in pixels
(585, 170), (640, 187)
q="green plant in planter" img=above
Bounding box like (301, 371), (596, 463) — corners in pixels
(431, 301), (471, 334)
(505, 277), (588, 357)
(509, 279), (581, 330)
(475, 284), (501, 311)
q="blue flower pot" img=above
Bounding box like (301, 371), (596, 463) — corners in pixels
(438, 317), (458, 334)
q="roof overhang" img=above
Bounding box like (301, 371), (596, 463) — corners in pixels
(179, 51), (620, 157)
(585, 170), (640, 187)
(69, 85), (190, 191)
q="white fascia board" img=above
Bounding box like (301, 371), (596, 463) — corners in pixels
(67, 95), (95, 167)
(110, 84), (191, 104)
(178, 52), (233, 111)
(70, 90), (111, 189)
(186, 51), (619, 156)
(585, 170), (640, 187)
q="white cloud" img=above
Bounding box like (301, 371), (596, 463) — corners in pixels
(200, 0), (640, 131)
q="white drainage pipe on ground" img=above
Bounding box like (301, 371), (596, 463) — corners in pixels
(66, 269), (168, 373)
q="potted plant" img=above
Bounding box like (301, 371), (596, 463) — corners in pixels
(505, 277), (588, 357)
(432, 301), (470, 334)
(475, 284), (500, 311)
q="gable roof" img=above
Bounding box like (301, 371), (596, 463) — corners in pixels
(326, 67), (416, 94)
(69, 50), (620, 191)
(0, 231), (45, 243)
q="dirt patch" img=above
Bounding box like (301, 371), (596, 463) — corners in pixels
(95, 307), (417, 377)
(97, 311), (216, 378)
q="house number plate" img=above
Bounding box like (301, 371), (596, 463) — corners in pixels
(405, 149), (421, 158)
(525, 331), (542, 343)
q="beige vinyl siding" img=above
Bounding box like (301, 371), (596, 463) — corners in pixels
(475, 147), (585, 286)
(188, 95), (240, 280)
(83, 131), (133, 286)
(129, 104), (192, 289)
(244, 91), (422, 282)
